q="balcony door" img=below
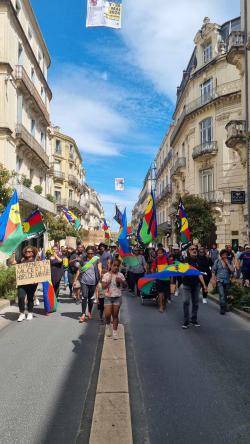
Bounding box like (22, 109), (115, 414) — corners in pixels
(200, 117), (213, 145)
(200, 168), (214, 199)
(200, 79), (213, 105)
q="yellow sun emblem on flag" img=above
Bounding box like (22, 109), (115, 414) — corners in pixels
(181, 217), (188, 232)
(9, 204), (21, 225)
(22, 222), (30, 233)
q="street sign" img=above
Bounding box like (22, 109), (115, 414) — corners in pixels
(231, 191), (245, 204)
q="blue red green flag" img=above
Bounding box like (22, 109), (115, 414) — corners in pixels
(176, 199), (191, 250)
(62, 207), (81, 230)
(138, 191), (157, 245)
(22, 209), (46, 239)
(0, 190), (26, 256)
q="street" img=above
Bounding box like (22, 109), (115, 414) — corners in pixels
(123, 293), (250, 444)
(1, 290), (250, 443)
(0, 289), (104, 444)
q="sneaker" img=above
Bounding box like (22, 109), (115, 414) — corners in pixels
(203, 298), (208, 304)
(191, 321), (201, 327)
(27, 313), (33, 321)
(113, 330), (118, 340)
(182, 322), (189, 329)
(34, 298), (40, 306)
(79, 315), (86, 323)
(106, 324), (112, 337)
(17, 313), (26, 322)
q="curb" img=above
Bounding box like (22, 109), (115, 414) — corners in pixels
(208, 293), (250, 322)
(89, 325), (133, 444)
(0, 299), (10, 312)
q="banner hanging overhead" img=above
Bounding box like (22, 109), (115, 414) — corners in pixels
(86, 0), (122, 29)
(115, 178), (125, 191)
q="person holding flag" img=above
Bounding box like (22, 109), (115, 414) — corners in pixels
(182, 245), (208, 329)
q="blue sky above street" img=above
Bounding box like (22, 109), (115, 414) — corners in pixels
(31, 0), (239, 229)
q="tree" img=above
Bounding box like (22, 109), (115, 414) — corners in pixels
(174, 195), (216, 247)
(45, 215), (80, 243)
(0, 164), (13, 213)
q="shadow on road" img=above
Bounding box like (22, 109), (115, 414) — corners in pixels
(37, 317), (104, 444)
(0, 311), (19, 322)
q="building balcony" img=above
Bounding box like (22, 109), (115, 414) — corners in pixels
(226, 31), (245, 67)
(170, 79), (241, 145)
(156, 150), (173, 178)
(170, 157), (186, 178)
(225, 120), (246, 149)
(53, 170), (65, 181)
(156, 184), (172, 204)
(68, 199), (81, 212)
(15, 124), (49, 168)
(16, 184), (56, 214)
(68, 174), (78, 187)
(201, 191), (224, 204)
(157, 221), (172, 234)
(15, 66), (50, 126)
(192, 141), (218, 160)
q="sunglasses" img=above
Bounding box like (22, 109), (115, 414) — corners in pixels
(190, 248), (197, 251)
(87, 252), (94, 255)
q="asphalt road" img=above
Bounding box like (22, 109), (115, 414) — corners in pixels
(0, 288), (104, 444)
(123, 292), (250, 444)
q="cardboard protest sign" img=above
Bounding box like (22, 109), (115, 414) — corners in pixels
(15, 260), (51, 286)
(65, 236), (77, 249)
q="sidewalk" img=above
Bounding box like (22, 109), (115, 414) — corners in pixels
(208, 292), (250, 322)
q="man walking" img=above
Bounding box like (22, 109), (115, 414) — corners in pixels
(182, 245), (208, 329)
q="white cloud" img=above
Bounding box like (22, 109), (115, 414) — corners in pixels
(122, 0), (240, 98)
(50, 65), (130, 157)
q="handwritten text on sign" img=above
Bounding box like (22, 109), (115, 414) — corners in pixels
(15, 260), (51, 286)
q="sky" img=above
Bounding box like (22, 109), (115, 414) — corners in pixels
(31, 0), (239, 229)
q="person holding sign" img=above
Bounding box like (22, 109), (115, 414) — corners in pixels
(12, 246), (40, 322)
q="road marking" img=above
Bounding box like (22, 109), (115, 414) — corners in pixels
(89, 324), (133, 444)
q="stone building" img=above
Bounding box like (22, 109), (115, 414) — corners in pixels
(0, 0), (55, 218)
(156, 16), (246, 248)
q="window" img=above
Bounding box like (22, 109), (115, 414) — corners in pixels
(28, 27), (32, 41)
(54, 190), (61, 203)
(200, 78), (213, 104)
(16, 156), (22, 172)
(200, 117), (213, 144)
(203, 42), (212, 64)
(40, 131), (45, 147)
(15, 0), (21, 15)
(31, 67), (35, 82)
(54, 160), (61, 172)
(31, 119), (35, 136)
(38, 50), (42, 65)
(69, 144), (74, 160)
(69, 190), (73, 199)
(39, 177), (43, 186)
(55, 140), (61, 153)
(18, 43), (23, 64)
(200, 169), (214, 196)
(29, 169), (34, 180)
(41, 86), (44, 99)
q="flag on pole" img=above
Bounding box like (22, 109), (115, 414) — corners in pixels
(62, 208), (81, 231)
(138, 191), (158, 245)
(22, 209), (46, 239)
(102, 218), (111, 239)
(176, 199), (191, 251)
(0, 190), (26, 256)
(43, 281), (57, 314)
(118, 209), (140, 267)
(114, 204), (123, 226)
(86, 0), (122, 29)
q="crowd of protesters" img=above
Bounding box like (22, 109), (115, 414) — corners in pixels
(10, 239), (250, 332)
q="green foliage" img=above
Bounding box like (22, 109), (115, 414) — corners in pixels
(229, 282), (250, 308)
(46, 215), (79, 242)
(0, 265), (16, 300)
(174, 194), (216, 246)
(34, 185), (43, 195)
(46, 194), (55, 203)
(0, 164), (13, 213)
(22, 177), (32, 188)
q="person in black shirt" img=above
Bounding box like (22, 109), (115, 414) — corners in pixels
(198, 247), (213, 304)
(182, 245), (208, 329)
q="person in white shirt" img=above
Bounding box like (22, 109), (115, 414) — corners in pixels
(102, 259), (127, 339)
